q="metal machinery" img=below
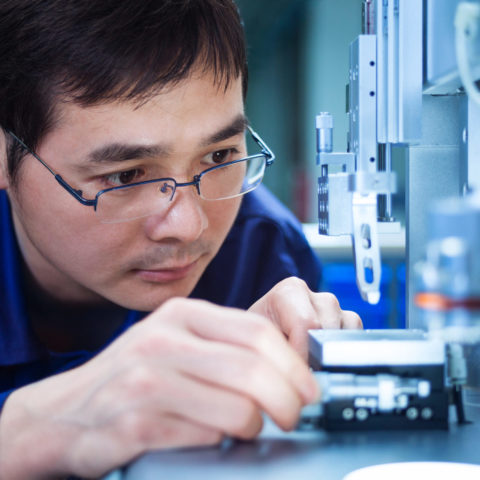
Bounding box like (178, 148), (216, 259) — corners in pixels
(307, 0), (480, 430)
(305, 329), (450, 430)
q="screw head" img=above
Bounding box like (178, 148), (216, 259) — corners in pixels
(406, 407), (419, 420)
(342, 408), (355, 421)
(356, 408), (369, 421)
(421, 407), (433, 420)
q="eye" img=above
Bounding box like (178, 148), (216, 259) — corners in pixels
(103, 168), (144, 187)
(208, 148), (240, 165)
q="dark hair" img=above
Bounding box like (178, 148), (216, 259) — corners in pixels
(0, 0), (248, 183)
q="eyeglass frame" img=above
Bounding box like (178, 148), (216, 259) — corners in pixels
(5, 125), (275, 216)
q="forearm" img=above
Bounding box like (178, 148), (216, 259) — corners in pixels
(0, 369), (93, 479)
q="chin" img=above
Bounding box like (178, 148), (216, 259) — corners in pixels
(112, 280), (201, 312)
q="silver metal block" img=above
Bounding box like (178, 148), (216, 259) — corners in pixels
(308, 329), (446, 367)
(348, 171), (397, 194)
(318, 174), (352, 236)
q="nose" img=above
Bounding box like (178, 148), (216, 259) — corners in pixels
(143, 183), (208, 243)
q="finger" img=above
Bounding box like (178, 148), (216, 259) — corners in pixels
(131, 324), (307, 431)
(158, 298), (319, 406)
(269, 278), (321, 332)
(341, 310), (363, 329)
(280, 291), (360, 358)
(285, 303), (362, 361)
(122, 368), (265, 440)
(259, 285), (317, 360)
(249, 278), (321, 358)
(249, 280), (345, 359)
(171, 337), (305, 431)
(310, 292), (344, 329)
(287, 327), (312, 362)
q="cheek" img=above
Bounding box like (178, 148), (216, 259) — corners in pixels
(11, 172), (134, 274)
(205, 196), (242, 241)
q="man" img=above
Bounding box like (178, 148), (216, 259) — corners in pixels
(0, 0), (361, 477)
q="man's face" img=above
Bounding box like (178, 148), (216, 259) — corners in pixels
(3, 73), (246, 310)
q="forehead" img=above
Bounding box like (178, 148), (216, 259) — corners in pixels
(39, 73), (245, 161)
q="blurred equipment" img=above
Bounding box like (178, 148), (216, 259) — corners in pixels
(312, 0), (480, 429)
(316, 0), (422, 304)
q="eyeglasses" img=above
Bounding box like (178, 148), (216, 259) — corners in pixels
(6, 126), (275, 223)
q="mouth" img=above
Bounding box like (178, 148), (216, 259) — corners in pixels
(135, 259), (200, 283)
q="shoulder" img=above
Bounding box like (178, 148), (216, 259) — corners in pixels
(237, 185), (303, 227)
(232, 185), (306, 246)
(0, 190), (45, 364)
(0, 190), (15, 267)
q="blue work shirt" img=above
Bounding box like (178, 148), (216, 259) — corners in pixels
(0, 186), (321, 408)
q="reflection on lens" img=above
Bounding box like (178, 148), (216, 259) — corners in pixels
(96, 178), (176, 223)
(200, 155), (266, 200)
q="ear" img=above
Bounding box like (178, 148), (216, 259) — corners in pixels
(0, 130), (10, 189)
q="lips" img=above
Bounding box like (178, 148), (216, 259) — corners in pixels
(135, 259), (200, 283)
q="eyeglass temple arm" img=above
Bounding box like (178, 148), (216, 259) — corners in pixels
(5, 129), (96, 207)
(54, 175), (96, 206)
(247, 126), (275, 166)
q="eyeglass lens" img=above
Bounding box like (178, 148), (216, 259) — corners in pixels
(95, 155), (267, 223)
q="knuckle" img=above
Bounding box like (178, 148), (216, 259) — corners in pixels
(282, 407), (303, 431)
(268, 397), (303, 432)
(241, 356), (270, 391)
(248, 320), (281, 351)
(161, 297), (210, 317)
(247, 312), (276, 337)
(249, 316), (273, 337)
(226, 398), (261, 438)
(320, 292), (341, 310)
(128, 317), (189, 360)
(198, 430), (224, 446)
(159, 296), (187, 317)
(122, 365), (157, 398)
(128, 330), (172, 359)
(120, 410), (155, 448)
(296, 309), (317, 329)
(348, 311), (363, 329)
(275, 396), (304, 431)
(274, 276), (307, 295)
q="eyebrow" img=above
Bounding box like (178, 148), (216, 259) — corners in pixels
(84, 114), (249, 166)
(200, 114), (249, 146)
(86, 144), (169, 165)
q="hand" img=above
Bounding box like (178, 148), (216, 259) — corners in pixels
(248, 277), (363, 361)
(0, 298), (320, 479)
